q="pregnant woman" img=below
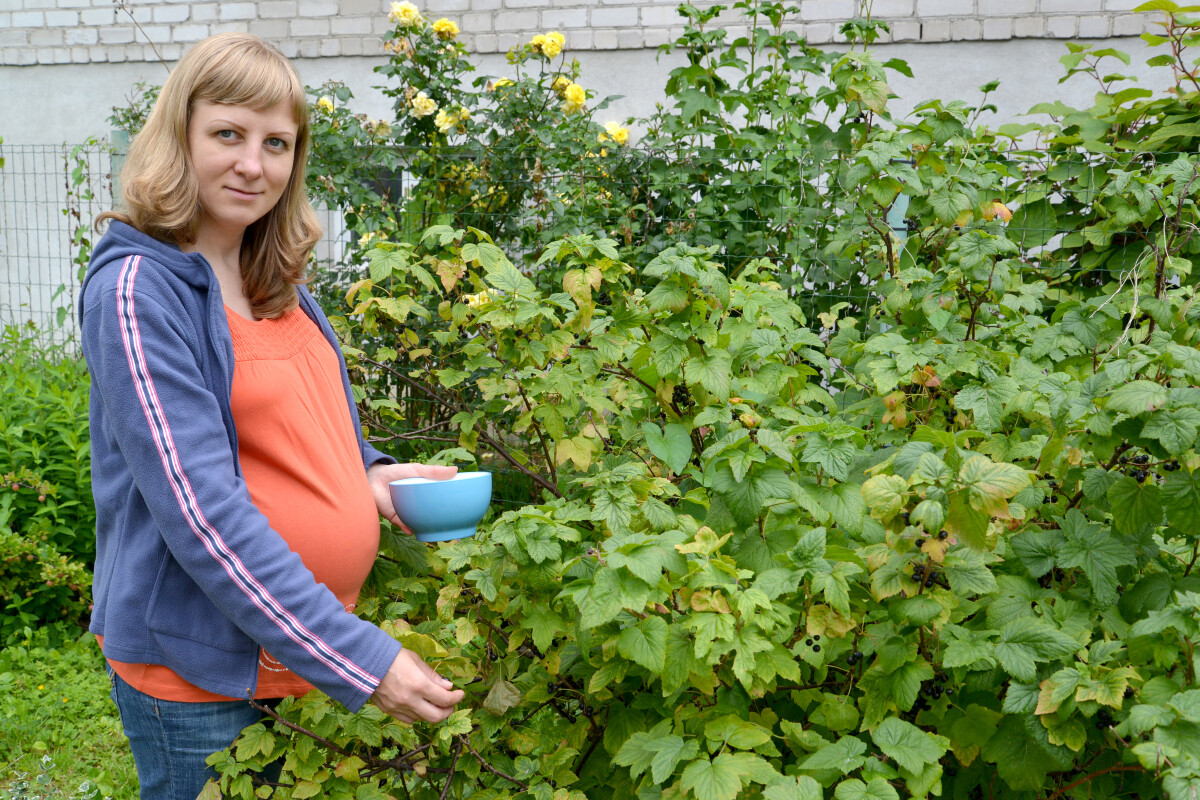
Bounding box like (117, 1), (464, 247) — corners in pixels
(80, 32), (463, 800)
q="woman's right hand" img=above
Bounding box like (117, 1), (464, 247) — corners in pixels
(370, 648), (464, 724)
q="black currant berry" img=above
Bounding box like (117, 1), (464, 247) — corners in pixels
(1134, 454), (1149, 465)
(805, 638), (813, 646)
(813, 634), (821, 641)
(812, 644), (821, 653)
(1135, 470), (1148, 483)
(1119, 456), (1129, 464)
(902, 511), (911, 524)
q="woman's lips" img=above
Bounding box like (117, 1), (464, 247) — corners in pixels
(226, 187), (260, 200)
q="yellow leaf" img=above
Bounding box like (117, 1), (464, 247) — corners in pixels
(807, 604), (856, 637)
(921, 538), (948, 563)
(436, 258), (465, 292)
(675, 526), (733, 556)
(555, 435), (594, 471)
(455, 617), (479, 645)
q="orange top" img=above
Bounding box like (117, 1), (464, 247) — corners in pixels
(104, 305), (382, 701)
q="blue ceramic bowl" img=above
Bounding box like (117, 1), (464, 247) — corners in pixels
(388, 471), (492, 542)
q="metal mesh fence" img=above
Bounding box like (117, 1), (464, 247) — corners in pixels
(0, 142), (113, 345)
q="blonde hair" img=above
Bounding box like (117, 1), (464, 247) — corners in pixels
(98, 32), (321, 319)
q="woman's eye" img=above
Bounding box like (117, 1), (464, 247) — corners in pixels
(267, 137), (288, 149)
(216, 130), (238, 141)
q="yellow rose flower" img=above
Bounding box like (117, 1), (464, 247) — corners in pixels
(410, 90), (437, 118)
(542, 31), (565, 58)
(600, 121), (629, 145)
(457, 107), (471, 123)
(562, 82), (586, 114)
(432, 18), (459, 39)
(316, 95), (334, 113)
(552, 76), (570, 96)
(490, 77), (513, 92)
(388, 1), (421, 27)
(434, 108), (455, 134)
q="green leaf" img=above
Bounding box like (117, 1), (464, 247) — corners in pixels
(861, 474), (909, 519)
(995, 618), (1081, 681)
(235, 724), (276, 760)
(614, 720), (672, 778)
(680, 754), (745, 800)
(943, 548), (999, 596)
(1107, 380), (1168, 415)
(1061, 309), (1104, 350)
(763, 776), (823, 800)
(944, 489), (990, 551)
(1058, 509), (1136, 605)
(1163, 469), (1200, 532)
(618, 616), (669, 673)
(954, 379), (1017, 434)
(801, 437), (859, 482)
(685, 350), (734, 401)
(483, 259), (536, 297)
(800, 735), (868, 775)
(1142, 408), (1200, 455)
(711, 465), (795, 526)
(650, 735), (700, 784)
(981, 716), (1059, 792)
(482, 679), (521, 716)
(959, 456), (1031, 516)
(871, 717), (948, 775)
(1106, 475), (1163, 534)
(705, 715), (774, 750)
(643, 422), (693, 475)
(834, 778), (900, 800)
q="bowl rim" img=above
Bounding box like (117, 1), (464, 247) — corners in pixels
(389, 470), (491, 487)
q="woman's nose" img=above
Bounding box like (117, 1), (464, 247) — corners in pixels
(234, 146), (264, 179)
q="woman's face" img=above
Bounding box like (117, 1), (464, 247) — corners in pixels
(187, 99), (298, 241)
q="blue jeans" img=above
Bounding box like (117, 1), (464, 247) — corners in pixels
(107, 666), (278, 800)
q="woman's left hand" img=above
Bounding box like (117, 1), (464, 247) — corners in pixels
(367, 462), (458, 533)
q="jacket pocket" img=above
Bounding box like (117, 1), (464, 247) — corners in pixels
(144, 551), (254, 654)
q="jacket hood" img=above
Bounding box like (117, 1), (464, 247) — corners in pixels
(82, 221), (214, 305)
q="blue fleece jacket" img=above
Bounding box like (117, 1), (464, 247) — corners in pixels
(80, 221), (402, 710)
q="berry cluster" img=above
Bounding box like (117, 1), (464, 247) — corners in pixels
(672, 384), (692, 409)
(846, 649), (865, 666)
(802, 634), (822, 653)
(1096, 708), (1115, 729)
(1163, 459), (1182, 472)
(911, 562), (946, 589)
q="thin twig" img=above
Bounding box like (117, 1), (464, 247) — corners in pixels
(458, 735), (529, 790)
(1046, 765), (1143, 800)
(438, 740), (464, 800)
(113, 1), (170, 71)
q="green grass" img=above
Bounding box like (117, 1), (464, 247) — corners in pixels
(0, 633), (137, 800)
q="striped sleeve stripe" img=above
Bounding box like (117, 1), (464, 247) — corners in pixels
(115, 255), (380, 694)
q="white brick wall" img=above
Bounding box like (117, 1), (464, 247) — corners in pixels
(1, 0), (1160, 65)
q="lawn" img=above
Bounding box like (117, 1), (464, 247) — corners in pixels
(0, 633), (137, 800)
